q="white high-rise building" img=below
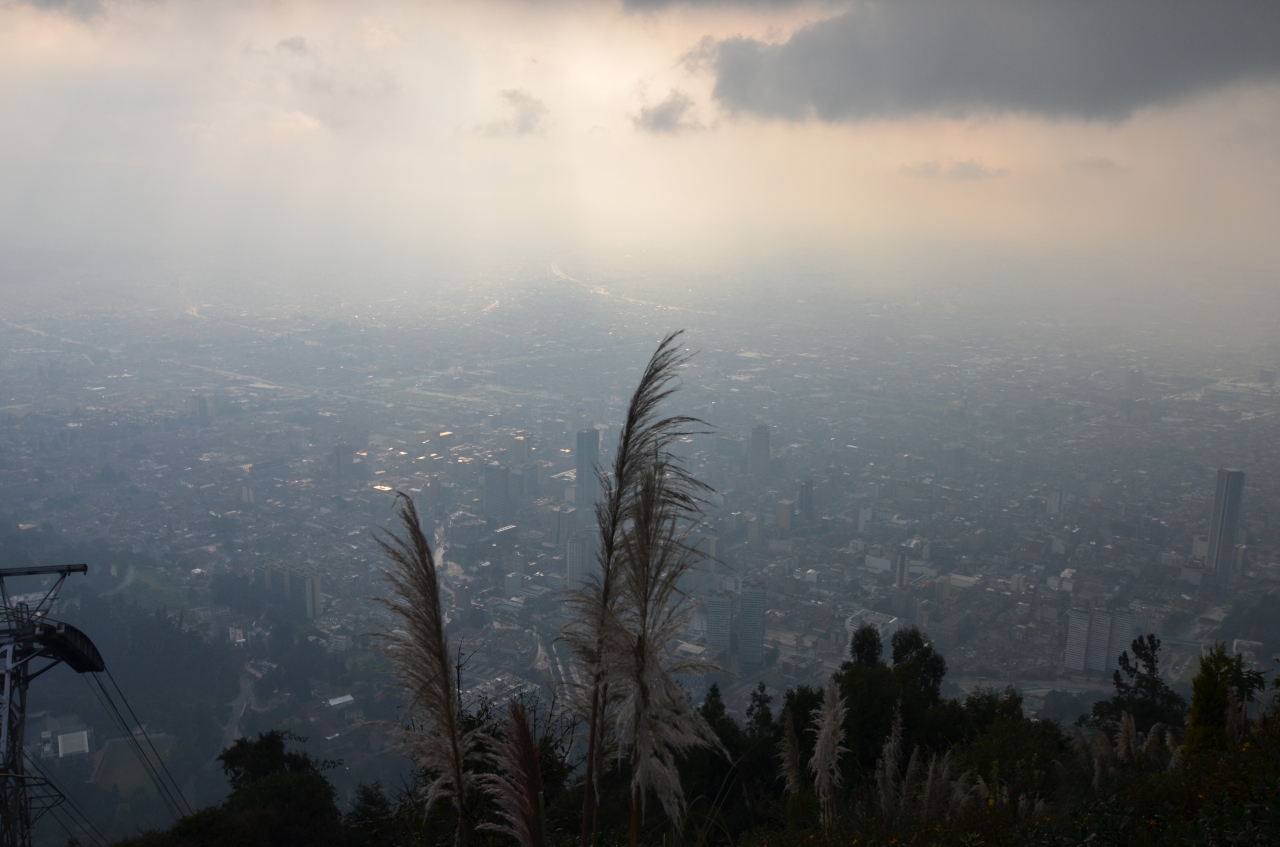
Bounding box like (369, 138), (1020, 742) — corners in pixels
(1064, 609), (1136, 674)
(1064, 610), (1090, 672)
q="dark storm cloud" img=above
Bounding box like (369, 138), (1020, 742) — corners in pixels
(711, 0), (1280, 122)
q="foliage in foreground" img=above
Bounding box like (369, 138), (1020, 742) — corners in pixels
(114, 629), (1280, 847)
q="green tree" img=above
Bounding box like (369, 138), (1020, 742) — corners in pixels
(118, 732), (344, 847)
(890, 626), (946, 706)
(745, 682), (774, 739)
(1087, 634), (1186, 733)
(218, 730), (331, 791)
(850, 623), (884, 666)
(1184, 643), (1264, 755)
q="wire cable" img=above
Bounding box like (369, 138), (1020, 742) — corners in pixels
(24, 757), (110, 847)
(81, 674), (178, 821)
(23, 754), (112, 847)
(49, 804), (109, 847)
(40, 793), (108, 847)
(104, 667), (193, 815)
(80, 674), (185, 821)
(43, 805), (92, 847)
(88, 674), (185, 820)
(31, 770), (110, 847)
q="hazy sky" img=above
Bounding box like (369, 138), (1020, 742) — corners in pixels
(3, 0), (1280, 284)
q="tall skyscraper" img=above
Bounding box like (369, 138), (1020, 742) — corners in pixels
(749, 425), (770, 479)
(576, 428), (600, 508)
(705, 593), (732, 653)
(775, 500), (793, 533)
(484, 462), (511, 522)
(798, 479), (815, 521)
(333, 443), (353, 481)
(893, 547), (909, 589)
(549, 505), (577, 544)
(739, 586), (766, 668)
(1064, 610), (1090, 672)
(1207, 468), (1245, 592)
(304, 572), (323, 619)
(566, 530), (598, 589)
(1085, 611), (1114, 672)
(858, 506), (873, 533)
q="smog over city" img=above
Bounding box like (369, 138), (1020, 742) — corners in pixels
(2, 2), (1280, 846)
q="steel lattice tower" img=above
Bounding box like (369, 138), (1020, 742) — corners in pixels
(0, 565), (103, 847)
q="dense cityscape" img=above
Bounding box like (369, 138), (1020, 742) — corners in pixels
(2, 267), (1279, 844)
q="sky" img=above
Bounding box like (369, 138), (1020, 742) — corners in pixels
(2, 0), (1280, 288)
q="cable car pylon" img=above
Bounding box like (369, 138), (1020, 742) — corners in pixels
(0, 565), (103, 847)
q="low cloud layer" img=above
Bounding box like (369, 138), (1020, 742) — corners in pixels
(712, 0), (1280, 122)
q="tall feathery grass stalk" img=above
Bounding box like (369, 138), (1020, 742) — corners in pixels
(777, 708), (803, 798)
(1091, 728), (1114, 788)
(875, 704), (903, 817)
(375, 494), (480, 847)
(918, 751), (954, 825)
(611, 457), (723, 847)
(1141, 722), (1167, 765)
(562, 331), (708, 847)
(808, 680), (848, 832)
(1115, 712), (1138, 762)
(900, 746), (923, 815)
(1167, 726), (1184, 770)
(479, 698), (547, 847)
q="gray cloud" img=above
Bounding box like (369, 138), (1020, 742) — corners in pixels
(482, 89), (550, 137)
(1066, 156), (1126, 175)
(21, 0), (103, 19)
(711, 0), (1280, 122)
(634, 90), (702, 133)
(901, 159), (1008, 180)
(624, 0), (805, 6)
(277, 36), (309, 55)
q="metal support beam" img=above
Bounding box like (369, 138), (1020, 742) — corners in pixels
(0, 565), (97, 847)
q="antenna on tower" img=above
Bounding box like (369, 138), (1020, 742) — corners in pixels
(0, 565), (103, 847)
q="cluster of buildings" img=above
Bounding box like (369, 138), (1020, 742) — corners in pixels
(2, 273), (1279, 748)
